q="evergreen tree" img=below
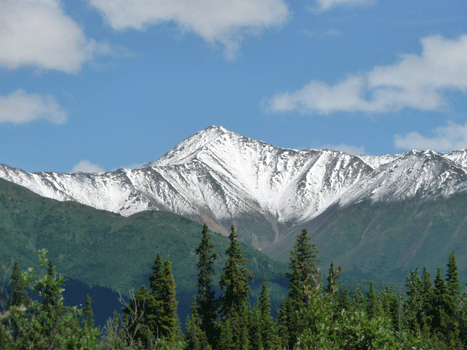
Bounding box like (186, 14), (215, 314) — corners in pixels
(391, 291), (404, 333)
(286, 229), (322, 308)
(120, 285), (155, 348)
(217, 318), (233, 350)
(248, 300), (262, 350)
(325, 261), (341, 295)
(8, 249), (100, 349)
(338, 285), (352, 313)
(259, 276), (280, 350)
(275, 296), (290, 349)
(33, 258), (69, 345)
(351, 286), (367, 315)
(184, 297), (212, 350)
(445, 251), (463, 346)
(447, 251), (461, 300)
(218, 225), (254, 350)
(419, 267), (434, 337)
(325, 262), (343, 323)
(160, 252), (181, 346)
(148, 252), (164, 340)
(121, 251), (180, 347)
(379, 284), (393, 314)
(282, 228), (322, 350)
(430, 268), (449, 341)
(238, 316), (250, 350)
(5, 260), (31, 342)
(194, 223), (219, 347)
(405, 268), (423, 334)
(7, 261), (31, 310)
(82, 293), (95, 330)
(367, 281), (381, 319)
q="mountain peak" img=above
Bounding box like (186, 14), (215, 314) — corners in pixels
(151, 126), (233, 167)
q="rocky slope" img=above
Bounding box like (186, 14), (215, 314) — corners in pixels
(1, 126), (467, 252)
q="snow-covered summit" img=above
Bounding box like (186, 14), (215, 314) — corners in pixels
(153, 126), (230, 166)
(1, 126), (467, 249)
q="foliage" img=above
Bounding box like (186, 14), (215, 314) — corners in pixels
(0, 177), (289, 329)
(218, 225), (254, 350)
(1, 217), (467, 349)
(193, 223), (219, 347)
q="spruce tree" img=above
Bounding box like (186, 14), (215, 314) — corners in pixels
(432, 267), (450, 342)
(379, 285), (400, 332)
(420, 266), (434, 337)
(218, 225), (254, 350)
(405, 268), (423, 333)
(447, 251), (461, 299)
(248, 300), (261, 350)
(194, 223), (219, 347)
(7, 261), (30, 310)
(9, 249), (100, 349)
(6, 260), (31, 342)
(351, 286), (367, 314)
(82, 294), (95, 330)
(286, 229), (322, 307)
(184, 297), (212, 350)
(445, 251), (463, 346)
(275, 296), (290, 349)
(325, 261), (341, 295)
(35, 259), (69, 344)
(282, 228), (322, 349)
(148, 252), (164, 340)
(367, 281), (381, 319)
(259, 276), (280, 350)
(338, 285), (352, 313)
(217, 318), (233, 350)
(120, 284), (155, 348)
(160, 252), (181, 346)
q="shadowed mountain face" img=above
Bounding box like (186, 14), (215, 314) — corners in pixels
(1, 126), (467, 286)
(263, 190), (467, 287)
(0, 177), (290, 333)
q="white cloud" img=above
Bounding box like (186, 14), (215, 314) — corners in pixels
(321, 143), (366, 155)
(262, 34), (467, 115)
(0, 0), (113, 73)
(71, 160), (105, 173)
(326, 29), (340, 36)
(124, 163), (145, 170)
(88, 0), (291, 60)
(0, 89), (67, 124)
(303, 29), (340, 37)
(394, 121), (467, 152)
(309, 0), (374, 13)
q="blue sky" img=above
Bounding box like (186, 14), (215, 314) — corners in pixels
(1, 0), (466, 173)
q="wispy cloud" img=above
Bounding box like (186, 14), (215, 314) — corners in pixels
(0, 89), (66, 124)
(0, 0), (114, 73)
(262, 34), (467, 115)
(308, 0), (375, 13)
(394, 121), (467, 152)
(321, 143), (366, 155)
(88, 0), (291, 60)
(71, 160), (105, 173)
(114, 163), (145, 170)
(303, 29), (340, 37)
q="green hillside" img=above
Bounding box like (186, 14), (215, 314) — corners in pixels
(263, 190), (467, 291)
(4, 175), (450, 329)
(0, 178), (292, 324)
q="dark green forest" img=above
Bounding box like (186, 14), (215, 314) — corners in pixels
(2, 225), (467, 349)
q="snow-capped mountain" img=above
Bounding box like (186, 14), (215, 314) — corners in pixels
(1, 126), (467, 250)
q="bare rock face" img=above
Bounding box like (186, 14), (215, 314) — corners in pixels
(1, 126), (467, 251)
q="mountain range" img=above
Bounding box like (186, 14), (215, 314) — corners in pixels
(1, 126), (467, 284)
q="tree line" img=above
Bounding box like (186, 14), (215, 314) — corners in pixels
(1, 224), (467, 349)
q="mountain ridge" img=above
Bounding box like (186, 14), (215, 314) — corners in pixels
(1, 126), (467, 254)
